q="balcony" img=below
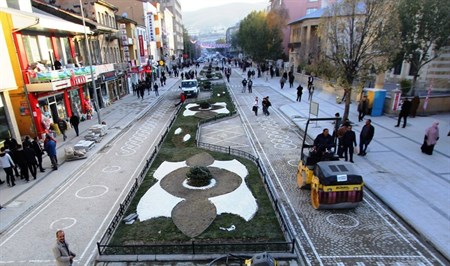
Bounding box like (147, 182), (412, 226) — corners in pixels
(26, 66), (95, 92)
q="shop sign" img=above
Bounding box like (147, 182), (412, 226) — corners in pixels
(147, 12), (155, 42)
(139, 35), (144, 56)
(70, 70), (86, 86)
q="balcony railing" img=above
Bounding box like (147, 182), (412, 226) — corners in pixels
(26, 66), (95, 84)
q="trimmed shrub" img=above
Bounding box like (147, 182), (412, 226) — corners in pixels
(400, 79), (411, 95)
(199, 101), (211, 109)
(186, 166), (213, 187)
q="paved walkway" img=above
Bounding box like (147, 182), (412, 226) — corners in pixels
(0, 77), (181, 233)
(233, 70), (450, 260)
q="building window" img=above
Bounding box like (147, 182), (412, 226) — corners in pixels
(306, 8), (317, 15)
(23, 35), (42, 64)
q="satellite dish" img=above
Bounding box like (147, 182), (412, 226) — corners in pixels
(122, 12), (128, 18)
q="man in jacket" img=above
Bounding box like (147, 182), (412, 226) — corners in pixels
(44, 134), (58, 170)
(343, 125), (357, 163)
(52, 230), (76, 266)
(32, 137), (45, 172)
(359, 119), (375, 156)
(395, 98), (412, 128)
(57, 117), (68, 141)
(70, 114), (80, 137)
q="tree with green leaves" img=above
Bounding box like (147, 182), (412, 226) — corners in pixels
(237, 10), (284, 63)
(182, 25), (201, 60)
(320, 0), (400, 120)
(395, 0), (450, 95)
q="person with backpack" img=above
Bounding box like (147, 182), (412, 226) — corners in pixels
(241, 78), (248, 93)
(262, 96), (272, 116)
(247, 79), (253, 93)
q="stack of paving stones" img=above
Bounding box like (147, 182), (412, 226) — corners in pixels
(84, 124), (107, 142)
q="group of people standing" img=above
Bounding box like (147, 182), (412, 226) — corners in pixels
(313, 116), (375, 163)
(0, 136), (47, 186)
(252, 96), (272, 116)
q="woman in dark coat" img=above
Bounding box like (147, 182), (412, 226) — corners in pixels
(421, 122), (439, 155)
(342, 125), (357, 163)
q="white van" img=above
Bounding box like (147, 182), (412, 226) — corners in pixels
(180, 79), (199, 97)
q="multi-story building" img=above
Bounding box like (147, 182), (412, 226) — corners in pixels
(270, 0), (334, 58)
(33, 0), (129, 110)
(0, 0), (94, 139)
(156, 0), (183, 62)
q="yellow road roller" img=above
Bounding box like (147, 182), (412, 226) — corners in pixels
(297, 117), (364, 209)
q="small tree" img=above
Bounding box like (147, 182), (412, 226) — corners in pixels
(320, 0), (400, 121)
(186, 166), (213, 187)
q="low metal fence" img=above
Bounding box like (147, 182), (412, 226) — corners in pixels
(96, 93), (298, 258)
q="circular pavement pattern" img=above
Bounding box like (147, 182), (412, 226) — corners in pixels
(75, 185), (109, 199)
(49, 217), (77, 230)
(326, 213), (360, 228)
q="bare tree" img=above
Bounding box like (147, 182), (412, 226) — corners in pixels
(320, 0), (400, 120)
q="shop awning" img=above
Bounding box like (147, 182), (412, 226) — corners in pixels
(0, 7), (91, 34)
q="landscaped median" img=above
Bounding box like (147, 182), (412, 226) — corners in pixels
(98, 84), (294, 260)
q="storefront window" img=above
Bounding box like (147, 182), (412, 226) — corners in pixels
(38, 93), (67, 125)
(69, 89), (82, 116)
(23, 35), (42, 64)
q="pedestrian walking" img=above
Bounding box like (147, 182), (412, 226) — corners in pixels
(288, 71), (295, 88)
(358, 96), (369, 122)
(241, 78), (247, 93)
(0, 147), (15, 186)
(32, 136), (45, 172)
(5, 138), (20, 178)
(23, 142), (37, 180)
(358, 119), (375, 156)
(153, 83), (159, 96)
(44, 134), (58, 170)
(52, 230), (76, 266)
(307, 75), (314, 91)
(70, 114), (80, 137)
(280, 76), (286, 89)
(343, 125), (357, 163)
(14, 144), (29, 181)
(175, 93), (186, 107)
(248, 79), (253, 93)
(395, 98), (412, 128)
(296, 84), (303, 102)
(225, 68), (231, 82)
(262, 96), (271, 116)
(252, 97), (259, 116)
(57, 117), (68, 141)
(308, 86), (315, 101)
(421, 121), (439, 155)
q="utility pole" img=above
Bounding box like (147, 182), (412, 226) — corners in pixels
(79, 0), (102, 124)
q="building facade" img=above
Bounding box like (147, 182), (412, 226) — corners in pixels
(270, 0), (334, 58)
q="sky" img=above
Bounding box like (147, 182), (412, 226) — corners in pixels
(179, 0), (267, 12)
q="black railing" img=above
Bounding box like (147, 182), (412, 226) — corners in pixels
(96, 105), (181, 255)
(98, 240), (295, 255)
(96, 89), (298, 258)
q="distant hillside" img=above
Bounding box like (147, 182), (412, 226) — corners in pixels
(182, 2), (267, 34)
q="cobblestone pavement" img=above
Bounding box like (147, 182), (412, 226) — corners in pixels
(198, 72), (447, 265)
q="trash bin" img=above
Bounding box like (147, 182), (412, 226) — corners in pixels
(365, 88), (386, 116)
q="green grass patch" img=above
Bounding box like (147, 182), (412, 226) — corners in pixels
(109, 84), (285, 249)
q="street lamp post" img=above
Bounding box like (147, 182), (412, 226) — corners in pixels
(79, 0), (102, 125)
